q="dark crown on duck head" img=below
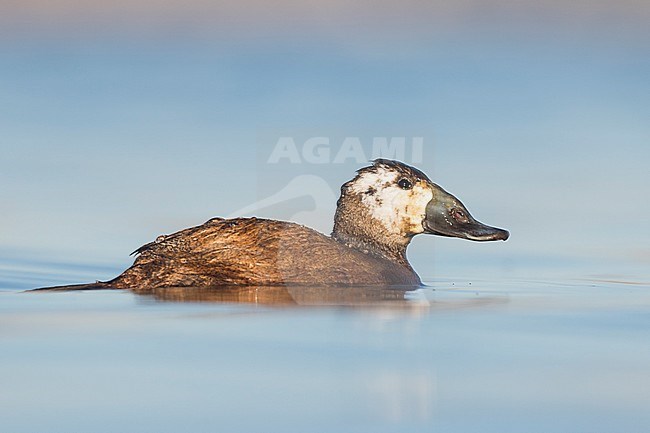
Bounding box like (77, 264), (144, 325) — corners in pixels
(332, 159), (434, 265)
(360, 159), (432, 184)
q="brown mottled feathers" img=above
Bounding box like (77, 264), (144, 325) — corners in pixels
(109, 217), (421, 289)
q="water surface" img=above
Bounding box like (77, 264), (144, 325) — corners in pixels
(2, 259), (649, 433)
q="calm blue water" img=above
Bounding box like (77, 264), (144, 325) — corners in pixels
(2, 258), (649, 433)
(2, 1), (649, 431)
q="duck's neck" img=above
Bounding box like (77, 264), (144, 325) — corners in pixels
(332, 208), (413, 267)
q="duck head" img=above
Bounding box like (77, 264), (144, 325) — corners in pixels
(332, 159), (509, 263)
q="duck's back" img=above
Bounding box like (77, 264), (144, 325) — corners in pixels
(111, 217), (421, 289)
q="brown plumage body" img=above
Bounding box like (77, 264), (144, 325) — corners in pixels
(111, 217), (421, 289)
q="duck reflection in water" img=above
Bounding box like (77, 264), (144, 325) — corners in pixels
(136, 285), (506, 312)
(139, 285), (413, 306)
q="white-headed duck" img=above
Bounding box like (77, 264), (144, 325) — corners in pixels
(37, 159), (508, 290)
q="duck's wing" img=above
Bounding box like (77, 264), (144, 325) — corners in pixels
(113, 217), (326, 288)
(112, 217), (420, 289)
(129, 217), (226, 258)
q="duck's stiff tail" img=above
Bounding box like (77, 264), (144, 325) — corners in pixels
(30, 281), (117, 292)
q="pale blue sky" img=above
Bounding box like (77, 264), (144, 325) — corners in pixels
(1, 2), (648, 281)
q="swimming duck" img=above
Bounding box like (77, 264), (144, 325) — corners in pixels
(37, 159), (508, 291)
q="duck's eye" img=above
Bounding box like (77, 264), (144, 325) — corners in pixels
(398, 178), (413, 190)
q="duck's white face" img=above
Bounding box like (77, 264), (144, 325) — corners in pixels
(348, 165), (433, 237)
